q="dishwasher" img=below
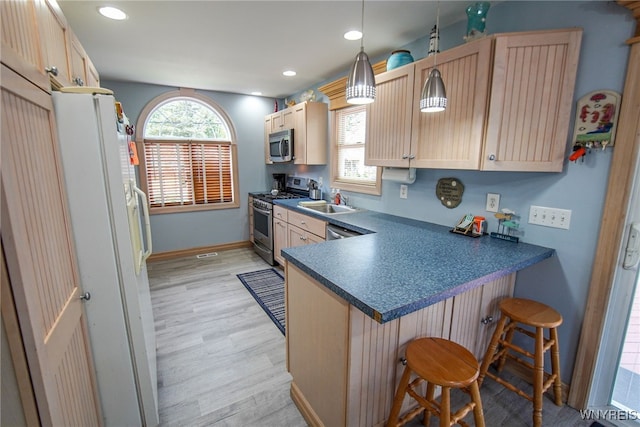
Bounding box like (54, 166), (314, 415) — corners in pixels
(326, 224), (362, 240)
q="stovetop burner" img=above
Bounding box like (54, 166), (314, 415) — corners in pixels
(252, 192), (305, 202)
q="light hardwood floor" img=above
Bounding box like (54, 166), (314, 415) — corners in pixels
(148, 248), (613, 427)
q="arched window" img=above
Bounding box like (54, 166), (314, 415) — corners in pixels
(136, 88), (239, 213)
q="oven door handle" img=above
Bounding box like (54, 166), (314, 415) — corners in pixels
(253, 205), (272, 217)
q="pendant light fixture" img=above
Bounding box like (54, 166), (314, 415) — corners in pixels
(420, 1), (447, 112)
(346, 0), (376, 105)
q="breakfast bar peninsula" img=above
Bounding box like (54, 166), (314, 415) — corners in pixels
(278, 203), (554, 427)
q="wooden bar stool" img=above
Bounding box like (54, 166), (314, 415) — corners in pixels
(478, 297), (563, 427)
(387, 337), (485, 427)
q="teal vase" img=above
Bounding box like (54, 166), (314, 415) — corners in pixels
(386, 50), (414, 71)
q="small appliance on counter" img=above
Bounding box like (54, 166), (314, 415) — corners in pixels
(309, 179), (322, 200)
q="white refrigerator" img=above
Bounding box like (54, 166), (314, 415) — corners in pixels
(52, 89), (158, 427)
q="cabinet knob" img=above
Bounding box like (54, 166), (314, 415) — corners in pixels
(402, 154), (409, 159)
(480, 315), (494, 325)
(400, 357), (407, 366)
(73, 76), (85, 86)
(300, 221), (306, 225)
(408, 154), (416, 160)
(488, 154), (496, 161)
(45, 66), (58, 76)
(79, 291), (91, 301)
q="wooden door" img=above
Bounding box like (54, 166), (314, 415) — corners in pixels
(482, 28), (582, 172)
(1, 64), (102, 426)
(411, 37), (493, 169)
(292, 103), (307, 164)
(365, 64), (414, 167)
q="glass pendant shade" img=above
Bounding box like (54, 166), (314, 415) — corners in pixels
(346, 47), (376, 104)
(420, 68), (447, 112)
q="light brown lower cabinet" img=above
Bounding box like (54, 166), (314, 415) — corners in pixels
(286, 263), (515, 427)
(273, 206), (325, 265)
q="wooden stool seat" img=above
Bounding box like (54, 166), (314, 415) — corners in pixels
(387, 337), (485, 427)
(478, 298), (563, 427)
(499, 298), (562, 328)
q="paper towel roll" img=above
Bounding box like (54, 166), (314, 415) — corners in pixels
(381, 167), (416, 184)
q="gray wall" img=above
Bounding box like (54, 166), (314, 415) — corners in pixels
(104, 1), (634, 382)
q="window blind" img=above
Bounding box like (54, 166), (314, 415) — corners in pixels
(143, 140), (233, 207)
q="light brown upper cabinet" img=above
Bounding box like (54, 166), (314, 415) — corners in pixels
(482, 29), (582, 171)
(264, 101), (327, 165)
(366, 28), (582, 173)
(68, 29), (100, 87)
(0, 0), (50, 91)
(36, 0), (73, 88)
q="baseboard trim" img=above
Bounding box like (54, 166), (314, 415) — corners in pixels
(290, 381), (324, 427)
(147, 241), (252, 262)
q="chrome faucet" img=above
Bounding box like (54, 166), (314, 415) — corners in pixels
(340, 194), (349, 206)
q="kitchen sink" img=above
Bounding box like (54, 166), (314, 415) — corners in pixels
(298, 202), (361, 215)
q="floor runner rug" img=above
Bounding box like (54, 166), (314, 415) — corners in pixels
(237, 268), (285, 335)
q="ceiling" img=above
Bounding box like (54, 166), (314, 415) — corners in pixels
(58, 1), (471, 99)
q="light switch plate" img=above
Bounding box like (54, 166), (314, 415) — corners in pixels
(528, 205), (572, 230)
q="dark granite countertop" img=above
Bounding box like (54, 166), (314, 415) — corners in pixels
(276, 199), (555, 323)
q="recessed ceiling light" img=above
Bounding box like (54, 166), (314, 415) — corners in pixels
(344, 30), (363, 41)
(251, 91), (262, 96)
(98, 6), (127, 20)
(282, 70), (296, 77)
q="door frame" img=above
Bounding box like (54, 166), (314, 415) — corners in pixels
(569, 3), (640, 408)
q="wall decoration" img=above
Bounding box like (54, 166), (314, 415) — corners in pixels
(569, 90), (621, 163)
(436, 177), (464, 208)
(490, 209), (520, 243)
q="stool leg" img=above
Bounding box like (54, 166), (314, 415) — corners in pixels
(550, 327), (563, 406)
(387, 365), (412, 427)
(533, 327), (544, 427)
(469, 381), (485, 427)
(496, 321), (516, 372)
(439, 386), (450, 427)
(478, 315), (508, 386)
(423, 382), (435, 426)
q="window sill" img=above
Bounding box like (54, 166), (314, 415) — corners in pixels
(331, 177), (381, 196)
(150, 201), (239, 215)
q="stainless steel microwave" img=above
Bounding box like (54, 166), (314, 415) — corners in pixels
(269, 129), (293, 162)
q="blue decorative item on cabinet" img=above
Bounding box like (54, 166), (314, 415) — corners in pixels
(464, 2), (491, 42)
(386, 50), (414, 71)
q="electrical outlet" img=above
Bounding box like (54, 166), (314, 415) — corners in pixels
(400, 185), (408, 199)
(486, 193), (500, 212)
(528, 205), (572, 230)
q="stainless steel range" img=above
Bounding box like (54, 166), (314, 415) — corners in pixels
(252, 176), (311, 265)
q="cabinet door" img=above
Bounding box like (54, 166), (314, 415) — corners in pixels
(264, 116), (273, 164)
(85, 56), (100, 87)
(365, 65), (414, 167)
(36, 0), (72, 88)
(410, 37), (493, 169)
(449, 273), (515, 360)
(0, 0), (49, 91)
(68, 30), (88, 86)
(292, 103), (307, 164)
(273, 219), (288, 265)
(482, 29), (582, 172)
(288, 224), (308, 249)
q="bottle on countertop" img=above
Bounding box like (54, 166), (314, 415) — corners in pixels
(334, 189), (341, 205)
